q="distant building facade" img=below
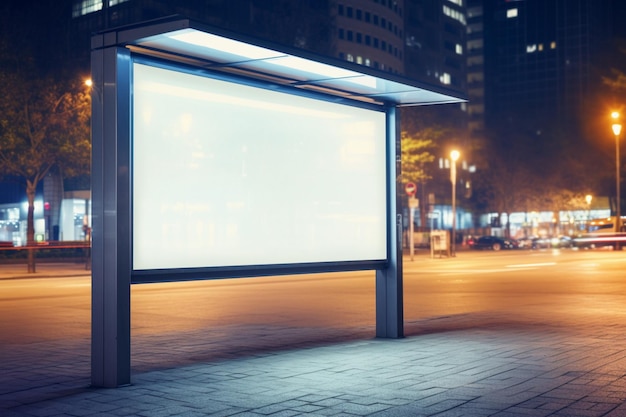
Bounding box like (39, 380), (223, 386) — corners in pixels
(483, 0), (614, 130)
(466, 0), (485, 139)
(333, 0), (405, 74)
(404, 0), (467, 92)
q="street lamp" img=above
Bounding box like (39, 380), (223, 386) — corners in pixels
(585, 194), (593, 232)
(611, 112), (622, 248)
(450, 150), (460, 256)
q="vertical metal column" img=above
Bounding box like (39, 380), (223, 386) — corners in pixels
(91, 39), (132, 388)
(376, 106), (404, 338)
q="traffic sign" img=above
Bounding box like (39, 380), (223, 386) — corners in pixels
(405, 182), (416, 196)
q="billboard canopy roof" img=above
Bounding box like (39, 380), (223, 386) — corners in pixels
(92, 18), (466, 108)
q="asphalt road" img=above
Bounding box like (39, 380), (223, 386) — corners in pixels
(2, 249), (626, 377)
(405, 250), (626, 319)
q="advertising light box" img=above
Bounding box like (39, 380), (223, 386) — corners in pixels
(132, 63), (388, 273)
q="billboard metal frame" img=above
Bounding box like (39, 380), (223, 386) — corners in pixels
(91, 18), (464, 387)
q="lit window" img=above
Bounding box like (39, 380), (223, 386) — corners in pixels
(72, 0), (129, 17)
(538, 44), (543, 51)
(72, 0), (102, 17)
(443, 5), (466, 25)
(356, 56), (363, 64)
(507, 8), (518, 18)
(526, 44), (537, 53)
(447, 0), (463, 5)
(456, 44), (463, 54)
(551, 41), (557, 49)
(439, 72), (451, 85)
(365, 58), (371, 66)
(346, 54), (354, 62)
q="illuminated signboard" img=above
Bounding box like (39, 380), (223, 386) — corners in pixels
(132, 63), (387, 274)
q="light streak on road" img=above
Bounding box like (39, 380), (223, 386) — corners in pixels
(506, 262), (556, 268)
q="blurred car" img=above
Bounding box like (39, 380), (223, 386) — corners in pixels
(468, 236), (519, 251)
(531, 236), (573, 249)
(516, 237), (535, 249)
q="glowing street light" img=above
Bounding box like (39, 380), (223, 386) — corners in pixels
(450, 150), (460, 256)
(611, 112), (622, 248)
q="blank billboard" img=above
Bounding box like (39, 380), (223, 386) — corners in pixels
(132, 62), (387, 272)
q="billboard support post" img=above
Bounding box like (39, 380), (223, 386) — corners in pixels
(91, 42), (132, 388)
(376, 107), (403, 339)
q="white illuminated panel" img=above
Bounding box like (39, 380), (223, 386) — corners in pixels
(132, 63), (387, 271)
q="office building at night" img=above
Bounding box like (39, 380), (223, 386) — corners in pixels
(482, 0), (614, 130)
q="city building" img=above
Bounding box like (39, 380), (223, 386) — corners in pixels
(333, 0), (405, 74)
(475, 0), (617, 237)
(404, 0), (467, 92)
(466, 0), (485, 139)
(483, 0), (614, 130)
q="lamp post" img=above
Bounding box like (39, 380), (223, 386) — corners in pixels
(450, 150), (460, 256)
(611, 112), (622, 249)
(585, 194), (592, 232)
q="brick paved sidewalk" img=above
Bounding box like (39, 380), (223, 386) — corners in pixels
(3, 313), (626, 416)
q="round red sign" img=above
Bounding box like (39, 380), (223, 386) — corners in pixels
(405, 182), (416, 196)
